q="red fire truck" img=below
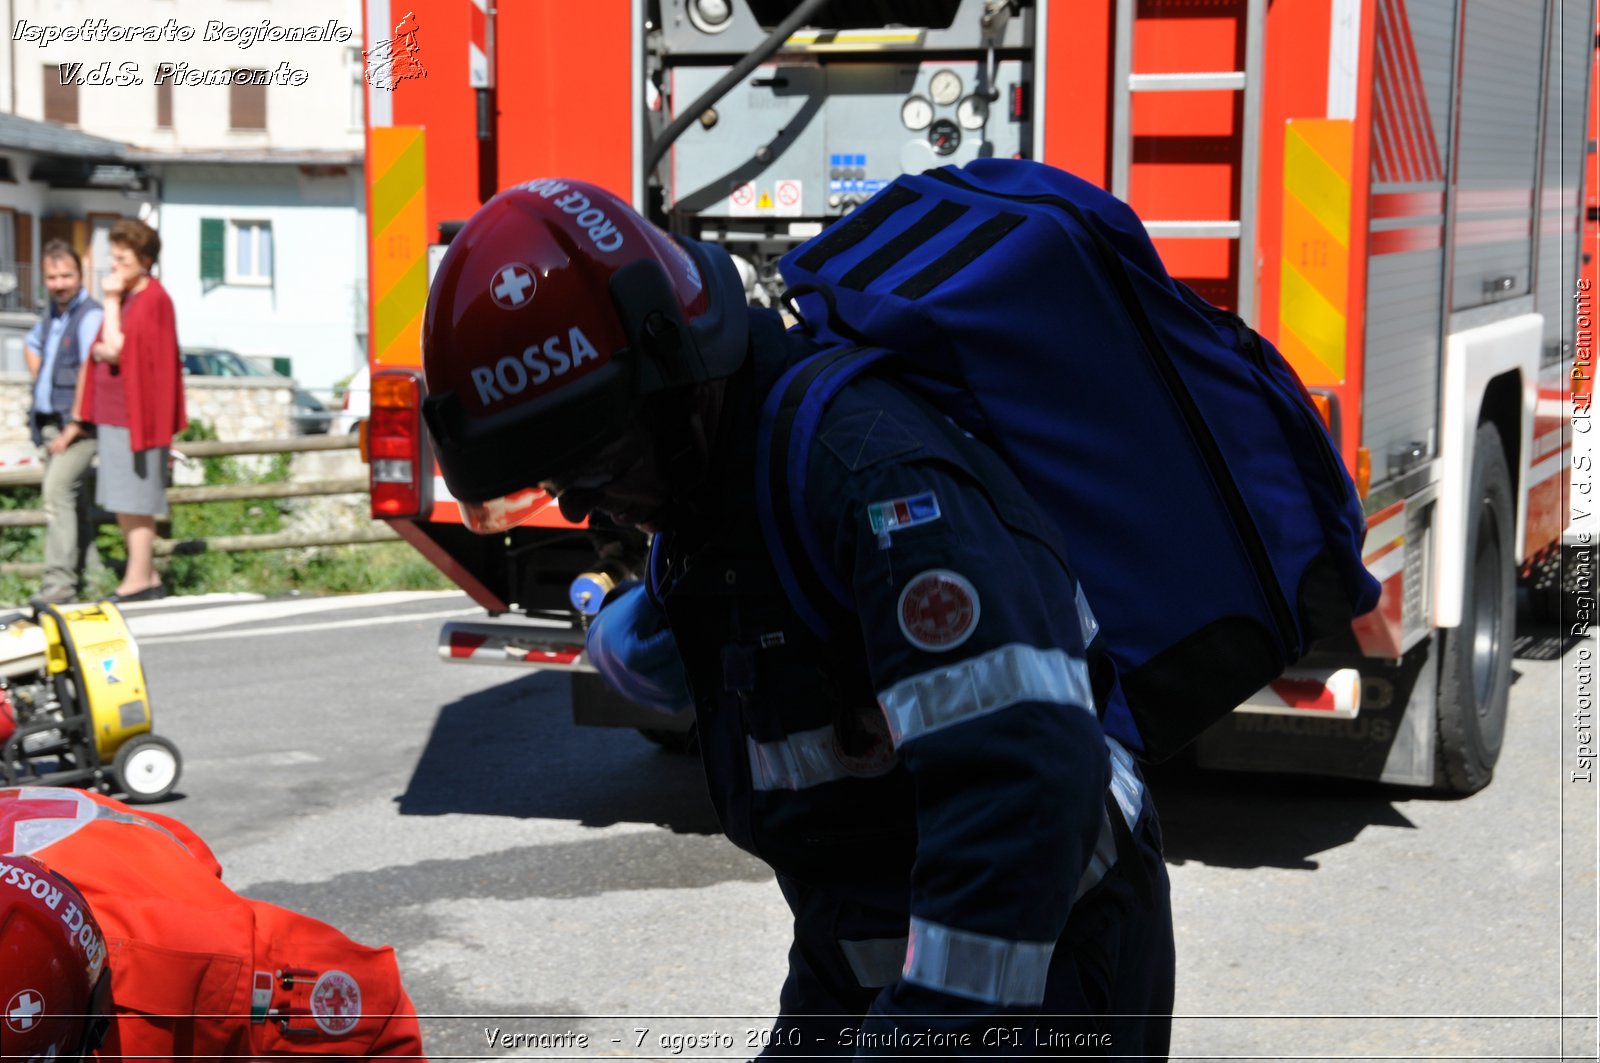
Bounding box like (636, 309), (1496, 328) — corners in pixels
(360, 0), (1592, 789)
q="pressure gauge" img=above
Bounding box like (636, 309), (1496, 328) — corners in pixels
(900, 95), (934, 131)
(928, 118), (962, 156)
(688, 0), (733, 32)
(956, 95), (988, 130)
(929, 69), (963, 106)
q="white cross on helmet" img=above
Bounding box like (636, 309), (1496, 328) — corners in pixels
(490, 263), (537, 309)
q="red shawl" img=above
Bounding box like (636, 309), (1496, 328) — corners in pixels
(81, 277), (187, 451)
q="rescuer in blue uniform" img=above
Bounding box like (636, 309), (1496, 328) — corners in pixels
(418, 178), (1174, 1058)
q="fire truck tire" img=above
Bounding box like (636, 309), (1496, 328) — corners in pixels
(1435, 423), (1515, 794)
(112, 734), (182, 803)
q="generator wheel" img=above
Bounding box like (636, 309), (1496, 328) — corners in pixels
(113, 734), (182, 803)
(1436, 423), (1515, 794)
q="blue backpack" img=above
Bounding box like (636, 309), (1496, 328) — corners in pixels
(758, 158), (1380, 762)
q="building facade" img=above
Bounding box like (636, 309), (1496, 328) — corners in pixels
(0, 114), (156, 369)
(2, 0), (367, 393)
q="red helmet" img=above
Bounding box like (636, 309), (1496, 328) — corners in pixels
(421, 178), (748, 527)
(0, 855), (111, 1061)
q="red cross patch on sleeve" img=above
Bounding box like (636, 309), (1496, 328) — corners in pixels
(896, 569), (981, 653)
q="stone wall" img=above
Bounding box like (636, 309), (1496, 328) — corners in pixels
(0, 372), (296, 447)
(0, 372), (365, 513)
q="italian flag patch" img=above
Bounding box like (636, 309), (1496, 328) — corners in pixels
(867, 491), (942, 547)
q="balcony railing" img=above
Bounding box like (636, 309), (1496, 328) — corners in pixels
(0, 260), (34, 313)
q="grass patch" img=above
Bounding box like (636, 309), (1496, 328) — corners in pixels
(0, 421), (454, 605)
(0, 485), (47, 605)
(264, 541), (455, 595)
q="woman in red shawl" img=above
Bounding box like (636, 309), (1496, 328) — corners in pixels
(81, 218), (186, 602)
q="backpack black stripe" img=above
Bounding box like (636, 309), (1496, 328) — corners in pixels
(839, 201), (972, 291)
(792, 185), (921, 272)
(893, 210), (1026, 299)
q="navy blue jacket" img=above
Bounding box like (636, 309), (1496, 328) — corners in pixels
(653, 311), (1170, 1055)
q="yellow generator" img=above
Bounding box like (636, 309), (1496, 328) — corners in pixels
(0, 601), (181, 802)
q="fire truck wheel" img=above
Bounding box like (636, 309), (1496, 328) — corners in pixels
(1435, 423), (1515, 794)
(112, 734), (182, 803)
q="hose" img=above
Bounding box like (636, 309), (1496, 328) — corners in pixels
(642, 0), (835, 186)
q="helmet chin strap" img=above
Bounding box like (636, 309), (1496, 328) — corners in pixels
(69, 967), (112, 1062)
(642, 382), (723, 532)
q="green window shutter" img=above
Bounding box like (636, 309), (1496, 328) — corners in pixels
(199, 218), (224, 288)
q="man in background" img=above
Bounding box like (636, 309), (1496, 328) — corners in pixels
(25, 240), (101, 606)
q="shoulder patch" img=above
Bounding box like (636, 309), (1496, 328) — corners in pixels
(310, 970), (363, 1036)
(867, 491), (942, 548)
(897, 569), (981, 653)
(819, 408), (923, 472)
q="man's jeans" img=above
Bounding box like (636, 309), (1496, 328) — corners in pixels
(38, 423), (98, 597)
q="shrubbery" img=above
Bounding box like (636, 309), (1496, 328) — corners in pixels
(0, 420), (452, 605)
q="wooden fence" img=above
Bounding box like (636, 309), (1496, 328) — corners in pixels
(0, 435), (393, 577)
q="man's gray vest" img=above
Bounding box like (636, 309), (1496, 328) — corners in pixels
(30, 293), (100, 445)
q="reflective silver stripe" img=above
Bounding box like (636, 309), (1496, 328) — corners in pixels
(875, 643), (1094, 747)
(1106, 736), (1143, 828)
(903, 917), (1054, 1006)
(1073, 811), (1119, 902)
(747, 725), (848, 791)
(1074, 584), (1100, 645)
(839, 937), (908, 988)
(1075, 737), (1147, 900)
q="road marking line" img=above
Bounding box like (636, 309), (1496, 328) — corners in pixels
(127, 591), (468, 637)
(135, 607), (481, 646)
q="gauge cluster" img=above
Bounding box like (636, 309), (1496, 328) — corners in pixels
(667, 58), (1030, 221)
(899, 67), (1001, 160)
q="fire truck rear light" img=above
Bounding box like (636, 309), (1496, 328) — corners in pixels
(373, 489), (420, 518)
(1010, 83), (1028, 121)
(367, 370), (427, 519)
(373, 374), (421, 409)
(368, 408), (417, 459)
(372, 459), (413, 484)
(1356, 447), (1372, 499)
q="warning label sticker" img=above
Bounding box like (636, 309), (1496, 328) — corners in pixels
(774, 179), (803, 217)
(728, 181), (757, 217)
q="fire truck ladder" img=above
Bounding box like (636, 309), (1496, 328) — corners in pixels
(1110, 0), (1266, 325)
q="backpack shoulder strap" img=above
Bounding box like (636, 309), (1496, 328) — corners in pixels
(756, 344), (895, 643)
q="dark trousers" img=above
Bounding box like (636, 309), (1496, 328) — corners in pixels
(760, 808), (1175, 1059)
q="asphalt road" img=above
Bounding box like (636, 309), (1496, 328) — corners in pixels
(105, 590), (1596, 1061)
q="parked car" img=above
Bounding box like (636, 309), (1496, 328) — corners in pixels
(180, 347), (330, 434)
(332, 364), (370, 435)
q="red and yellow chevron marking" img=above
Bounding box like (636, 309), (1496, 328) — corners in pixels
(1373, 0), (1445, 184)
(1352, 499), (1407, 658)
(1278, 119), (1354, 389)
(369, 126), (428, 369)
